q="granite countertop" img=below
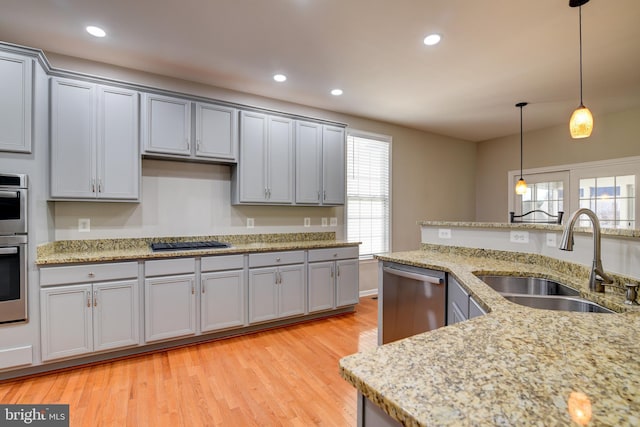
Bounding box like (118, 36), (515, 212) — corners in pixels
(36, 232), (359, 265)
(339, 247), (640, 426)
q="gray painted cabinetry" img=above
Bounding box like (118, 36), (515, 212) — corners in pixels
(295, 122), (346, 205)
(50, 78), (139, 200)
(308, 247), (359, 312)
(39, 262), (139, 361)
(200, 254), (246, 332)
(141, 93), (238, 163)
(447, 275), (486, 325)
(0, 51), (32, 153)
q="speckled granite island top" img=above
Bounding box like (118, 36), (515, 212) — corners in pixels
(340, 247), (640, 426)
(36, 232), (358, 265)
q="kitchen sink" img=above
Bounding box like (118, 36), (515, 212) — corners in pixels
(502, 295), (615, 314)
(475, 275), (580, 296)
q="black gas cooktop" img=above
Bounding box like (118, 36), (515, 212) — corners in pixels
(150, 241), (231, 252)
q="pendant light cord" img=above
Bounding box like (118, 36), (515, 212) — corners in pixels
(579, 5), (584, 106)
(519, 105), (524, 179)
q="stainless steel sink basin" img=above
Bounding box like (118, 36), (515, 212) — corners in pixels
(476, 275), (580, 296)
(503, 295), (615, 314)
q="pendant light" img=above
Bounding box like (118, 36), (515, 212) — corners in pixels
(569, 0), (593, 139)
(515, 102), (528, 195)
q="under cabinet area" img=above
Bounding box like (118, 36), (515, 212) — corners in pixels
(248, 251), (306, 323)
(200, 254), (247, 333)
(144, 257), (197, 343)
(39, 262), (139, 362)
(50, 77), (139, 201)
(0, 51), (32, 153)
(141, 93), (238, 163)
(447, 276), (486, 325)
(308, 247), (359, 313)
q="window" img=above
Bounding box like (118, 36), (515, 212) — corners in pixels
(509, 156), (640, 229)
(346, 131), (391, 259)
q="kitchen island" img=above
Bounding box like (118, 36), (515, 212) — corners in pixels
(339, 245), (640, 426)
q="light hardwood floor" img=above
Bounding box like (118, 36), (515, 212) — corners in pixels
(0, 297), (378, 426)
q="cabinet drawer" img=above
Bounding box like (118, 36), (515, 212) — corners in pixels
(308, 246), (359, 262)
(248, 251), (304, 268)
(40, 262), (138, 287)
(145, 258), (195, 277)
(201, 254), (244, 272)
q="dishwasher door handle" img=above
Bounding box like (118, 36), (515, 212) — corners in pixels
(383, 267), (443, 285)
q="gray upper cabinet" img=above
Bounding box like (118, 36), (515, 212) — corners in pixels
(0, 51), (32, 153)
(141, 93), (238, 163)
(295, 121), (346, 205)
(50, 78), (139, 201)
(234, 111), (294, 204)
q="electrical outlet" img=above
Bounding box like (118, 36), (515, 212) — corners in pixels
(321, 217), (328, 227)
(78, 218), (90, 233)
(546, 233), (557, 247)
(329, 217), (338, 227)
(304, 217), (311, 227)
(246, 218), (254, 229)
(438, 229), (452, 239)
(510, 230), (529, 243)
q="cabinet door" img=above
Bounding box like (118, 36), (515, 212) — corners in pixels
(322, 125), (346, 205)
(278, 264), (305, 318)
(93, 280), (139, 351)
(469, 296), (487, 319)
(145, 274), (196, 342)
(201, 270), (245, 332)
(195, 103), (237, 161)
(336, 259), (359, 307)
(447, 277), (469, 325)
(141, 93), (191, 156)
(50, 78), (97, 198)
(248, 267), (278, 323)
(41, 284), (93, 361)
(295, 121), (322, 204)
(238, 111), (268, 202)
(97, 86), (139, 200)
(0, 52), (32, 153)
(308, 262), (335, 313)
(267, 116), (294, 203)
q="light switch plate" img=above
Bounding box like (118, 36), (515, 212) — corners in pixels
(438, 229), (452, 239)
(304, 217), (311, 227)
(546, 233), (557, 247)
(246, 218), (255, 229)
(510, 230), (529, 243)
(78, 218), (90, 233)
(321, 217), (328, 227)
(330, 217), (338, 227)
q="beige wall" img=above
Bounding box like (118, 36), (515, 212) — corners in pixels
(47, 53), (477, 250)
(475, 107), (640, 222)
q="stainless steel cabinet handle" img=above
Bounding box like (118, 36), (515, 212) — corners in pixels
(94, 291), (97, 307)
(98, 179), (103, 193)
(186, 138), (190, 151)
(87, 292), (91, 308)
(382, 266), (444, 285)
(197, 139), (201, 151)
(323, 190), (326, 201)
(88, 272), (95, 278)
(0, 247), (18, 255)
(337, 266), (340, 277)
(276, 257), (281, 262)
(192, 284), (195, 294)
(0, 191), (19, 199)
(331, 266), (334, 278)
(91, 179), (96, 193)
(317, 190), (321, 201)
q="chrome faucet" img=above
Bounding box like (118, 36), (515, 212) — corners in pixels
(559, 208), (614, 292)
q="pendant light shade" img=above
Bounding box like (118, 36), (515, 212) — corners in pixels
(515, 102), (528, 195)
(569, 0), (593, 139)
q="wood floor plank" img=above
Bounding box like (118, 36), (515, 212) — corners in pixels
(0, 297), (378, 426)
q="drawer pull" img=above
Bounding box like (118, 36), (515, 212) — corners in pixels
(276, 257), (281, 262)
(94, 291), (97, 307)
(87, 292), (91, 308)
(88, 272), (95, 278)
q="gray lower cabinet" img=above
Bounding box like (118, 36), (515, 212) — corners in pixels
(358, 392), (401, 427)
(144, 258), (196, 342)
(447, 276), (486, 325)
(0, 50), (32, 153)
(200, 254), (246, 333)
(50, 77), (139, 200)
(248, 251), (305, 323)
(308, 247), (359, 313)
(39, 262), (139, 362)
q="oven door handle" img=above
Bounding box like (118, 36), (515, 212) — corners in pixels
(0, 191), (19, 199)
(0, 247), (18, 255)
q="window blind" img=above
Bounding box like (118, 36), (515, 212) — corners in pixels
(346, 133), (390, 258)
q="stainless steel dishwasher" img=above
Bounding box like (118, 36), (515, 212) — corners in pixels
(379, 261), (446, 344)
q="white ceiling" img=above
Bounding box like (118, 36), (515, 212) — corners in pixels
(2, 0), (639, 142)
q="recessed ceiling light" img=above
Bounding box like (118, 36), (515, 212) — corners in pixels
(273, 74), (287, 82)
(331, 89), (343, 96)
(86, 26), (106, 38)
(423, 33), (441, 46)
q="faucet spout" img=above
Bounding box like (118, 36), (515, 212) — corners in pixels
(559, 208), (614, 292)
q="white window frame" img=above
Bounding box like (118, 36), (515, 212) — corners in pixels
(345, 129), (392, 259)
(508, 155), (640, 226)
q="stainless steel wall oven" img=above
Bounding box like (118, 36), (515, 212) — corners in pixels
(0, 173), (28, 324)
